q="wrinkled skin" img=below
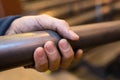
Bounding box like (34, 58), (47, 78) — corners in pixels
(5, 14), (83, 72)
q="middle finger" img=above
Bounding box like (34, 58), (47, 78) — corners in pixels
(44, 41), (61, 71)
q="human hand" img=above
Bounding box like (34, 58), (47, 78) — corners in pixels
(5, 14), (83, 72)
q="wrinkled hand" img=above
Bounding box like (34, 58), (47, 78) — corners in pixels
(5, 14), (83, 72)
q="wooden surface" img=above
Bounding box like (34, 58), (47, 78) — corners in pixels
(0, 67), (80, 80)
(0, 67), (52, 80)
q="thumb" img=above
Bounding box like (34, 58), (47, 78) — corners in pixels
(35, 14), (79, 40)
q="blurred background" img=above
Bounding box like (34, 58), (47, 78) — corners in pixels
(0, 0), (120, 80)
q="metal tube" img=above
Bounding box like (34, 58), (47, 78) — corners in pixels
(0, 21), (120, 71)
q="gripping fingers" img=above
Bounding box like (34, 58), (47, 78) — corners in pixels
(44, 41), (61, 71)
(58, 39), (74, 69)
(34, 47), (48, 72)
(75, 49), (83, 61)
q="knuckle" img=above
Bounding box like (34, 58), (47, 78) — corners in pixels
(59, 20), (68, 25)
(49, 54), (61, 71)
(50, 54), (61, 63)
(64, 52), (74, 60)
(39, 60), (47, 66)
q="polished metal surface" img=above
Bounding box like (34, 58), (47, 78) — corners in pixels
(0, 21), (120, 71)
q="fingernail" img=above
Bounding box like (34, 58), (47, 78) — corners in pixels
(78, 49), (83, 54)
(45, 41), (55, 53)
(35, 47), (45, 58)
(60, 39), (69, 50)
(69, 30), (79, 40)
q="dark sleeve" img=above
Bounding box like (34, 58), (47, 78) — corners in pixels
(0, 16), (21, 36)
